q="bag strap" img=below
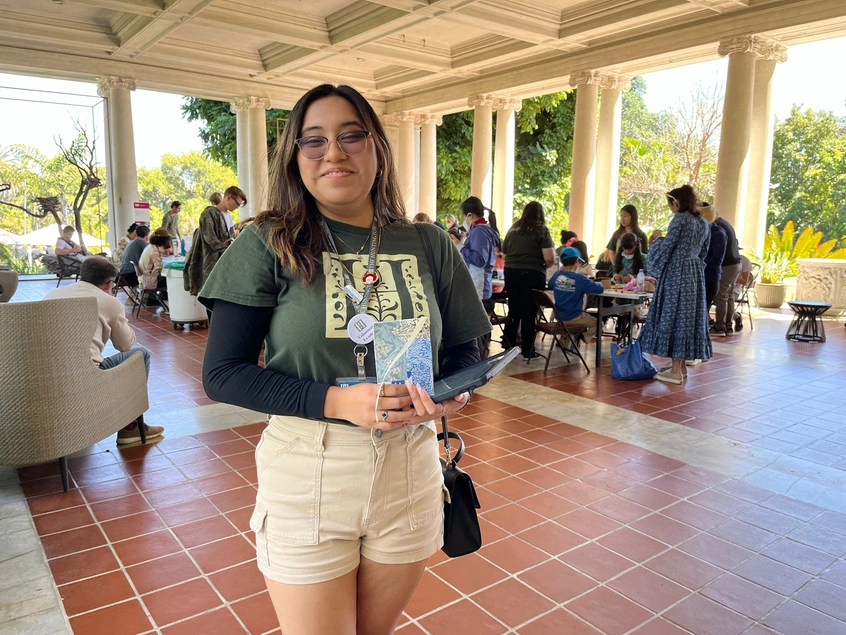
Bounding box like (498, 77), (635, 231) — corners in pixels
(438, 415), (466, 465)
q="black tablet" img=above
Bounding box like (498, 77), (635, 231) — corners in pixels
(432, 347), (521, 403)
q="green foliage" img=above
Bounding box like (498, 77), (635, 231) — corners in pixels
(137, 151), (237, 234)
(0, 143), (109, 240)
(181, 98), (289, 171)
(0, 243), (47, 273)
(435, 92), (576, 233)
(768, 106), (846, 244)
(750, 220), (846, 283)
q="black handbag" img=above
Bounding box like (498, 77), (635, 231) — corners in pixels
(437, 415), (482, 557)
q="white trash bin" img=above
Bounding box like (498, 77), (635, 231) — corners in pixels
(164, 263), (209, 329)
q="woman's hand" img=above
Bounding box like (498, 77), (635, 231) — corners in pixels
(405, 380), (469, 423)
(622, 275), (633, 283)
(612, 274), (622, 282)
(323, 383), (413, 430)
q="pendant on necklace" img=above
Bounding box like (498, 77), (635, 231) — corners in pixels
(362, 270), (380, 286)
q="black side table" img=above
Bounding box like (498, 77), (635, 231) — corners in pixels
(786, 300), (832, 342)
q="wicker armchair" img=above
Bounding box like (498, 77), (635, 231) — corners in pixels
(0, 297), (149, 491)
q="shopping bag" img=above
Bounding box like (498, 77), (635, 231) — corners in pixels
(610, 341), (657, 380)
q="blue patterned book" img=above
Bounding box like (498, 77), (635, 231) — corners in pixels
(374, 317), (434, 395)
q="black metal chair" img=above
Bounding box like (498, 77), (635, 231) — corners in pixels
(735, 262), (761, 331)
(531, 290), (590, 374)
(55, 255), (81, 287)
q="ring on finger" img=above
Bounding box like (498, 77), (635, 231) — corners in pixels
(379, 384), (386, 397)
(380, 410), (389, 421)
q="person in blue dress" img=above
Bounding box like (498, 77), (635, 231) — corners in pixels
(638, 185), (712, 384)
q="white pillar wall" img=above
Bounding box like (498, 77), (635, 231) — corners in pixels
(745, 46), (786, 255)
(419, 114), (441, 220)
(593, 76), (630, 259)
(568, 72), (601, 250)
(397, 112), (417, 216)
(97, 77), (140, 246)
(492, 98), (520, 232)
(231, 96), (270, 219)
(469, 95), (494, 208)
(713, 37), (758, 235)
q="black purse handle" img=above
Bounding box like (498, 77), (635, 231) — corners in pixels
(437, 415), (465, 465)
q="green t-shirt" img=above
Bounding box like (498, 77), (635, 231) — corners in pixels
(199, 218), (491, 384)
(502, 225), (554, 272)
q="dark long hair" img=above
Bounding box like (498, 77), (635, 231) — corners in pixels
(571, 240), (589, 263)
(614, 232), (645, 275)
(255, 84), (405, 284)
(667, 185), (700, 216)
(514, 201), (547, 237)
(611, 204), (640, 243)
(460, 196), (500, 236)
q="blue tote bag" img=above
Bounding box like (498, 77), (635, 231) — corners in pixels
(610, 341), (657, 380)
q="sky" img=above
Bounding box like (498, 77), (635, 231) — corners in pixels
(0, 36), (845, 169)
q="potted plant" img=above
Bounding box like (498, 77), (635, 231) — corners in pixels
(750, 222), (846, 309)
(0, 243), (20, 303)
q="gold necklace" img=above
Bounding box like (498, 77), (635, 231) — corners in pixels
(334, 228), (372, 255)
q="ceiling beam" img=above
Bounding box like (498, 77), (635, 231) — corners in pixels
(51, 0), (162, 17)
(0, 43), (388, 111)
(111, 0), (216, 58)
(389, 0), (846, 111)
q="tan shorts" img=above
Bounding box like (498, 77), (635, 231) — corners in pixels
(249, 416), (445, 585)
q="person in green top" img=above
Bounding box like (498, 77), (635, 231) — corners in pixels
(502, 201), (555, 359)
(199, 84), (490, 635)
(609, 232), (648, 282)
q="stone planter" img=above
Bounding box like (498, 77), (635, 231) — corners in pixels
(0, 270), (19, 302)
(756, 282), (786, 309)
(797, 258), (846, 316)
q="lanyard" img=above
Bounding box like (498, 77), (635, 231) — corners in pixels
(321, 216), (380, 380)
(320, 216), (380, 315)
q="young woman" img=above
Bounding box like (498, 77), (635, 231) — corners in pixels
(113, 223), (138, 264)
(459, 196), (500, 358)
(138, 234), (171, 293)
(605, 204), (649, 262)
(199, 84), (491, 635)
(502, 201), (555, 360)
(610, 232), (647, 283)
(638, 185), (712, 384)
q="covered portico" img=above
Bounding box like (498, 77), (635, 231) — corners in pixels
(1, 0), (845, 253)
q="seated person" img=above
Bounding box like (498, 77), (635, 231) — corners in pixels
(55, 225), (92, 266)
(548, 247), (604, 340)
(571, 240), (593, 278)
(139, 234), (172, 295)
(609, 232), (647, 283)
(113, 223), (138, 264)
(119, 224), (151, 287)
(43, 257), (164, 445)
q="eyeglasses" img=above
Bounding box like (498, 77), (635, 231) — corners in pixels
(295, 130), (371, 160)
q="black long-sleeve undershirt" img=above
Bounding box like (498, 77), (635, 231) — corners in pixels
(202, 299), (481, 420)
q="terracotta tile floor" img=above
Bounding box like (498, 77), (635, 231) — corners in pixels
(8, 277), (846, 634)
(14, 398), (846, 634)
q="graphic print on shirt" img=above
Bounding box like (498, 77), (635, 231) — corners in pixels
(323, 252), (430, 339)
(552, 274), (576, 294)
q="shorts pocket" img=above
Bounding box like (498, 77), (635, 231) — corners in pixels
(407, 425), (444, 529)
(249, 501), (271, 567)
(256, 429), (323, 546)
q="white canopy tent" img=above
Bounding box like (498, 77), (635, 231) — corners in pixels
(0, 229), (24, 245)
(15, 226), (105, 247)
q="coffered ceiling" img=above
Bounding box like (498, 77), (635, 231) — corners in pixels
(0, 0), (844, 114)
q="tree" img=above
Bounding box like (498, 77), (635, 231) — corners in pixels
(619, 79), (722, 231)
(56, 123), (102, 250)
(181, 98), (288, 171)
(138, 151), (237, 233)
(768, 106), (846, 244)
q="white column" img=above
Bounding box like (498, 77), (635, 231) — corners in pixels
(469, 95), (494, 208)
(419, 114), (441, 219)
(713, 36), (758, 234)
(568, 72), (600, 249)
(231, 96), (270, 218)
(397, 112), (417, 216)
(593, 75), (630, 259)
(745, 42), (786, 254)
(492, 98), (521, 232)
(235, 108), (249, 199)
(97, 77), (140, 243)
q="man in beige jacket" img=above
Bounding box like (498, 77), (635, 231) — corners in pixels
(44, 257), (164, 444)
